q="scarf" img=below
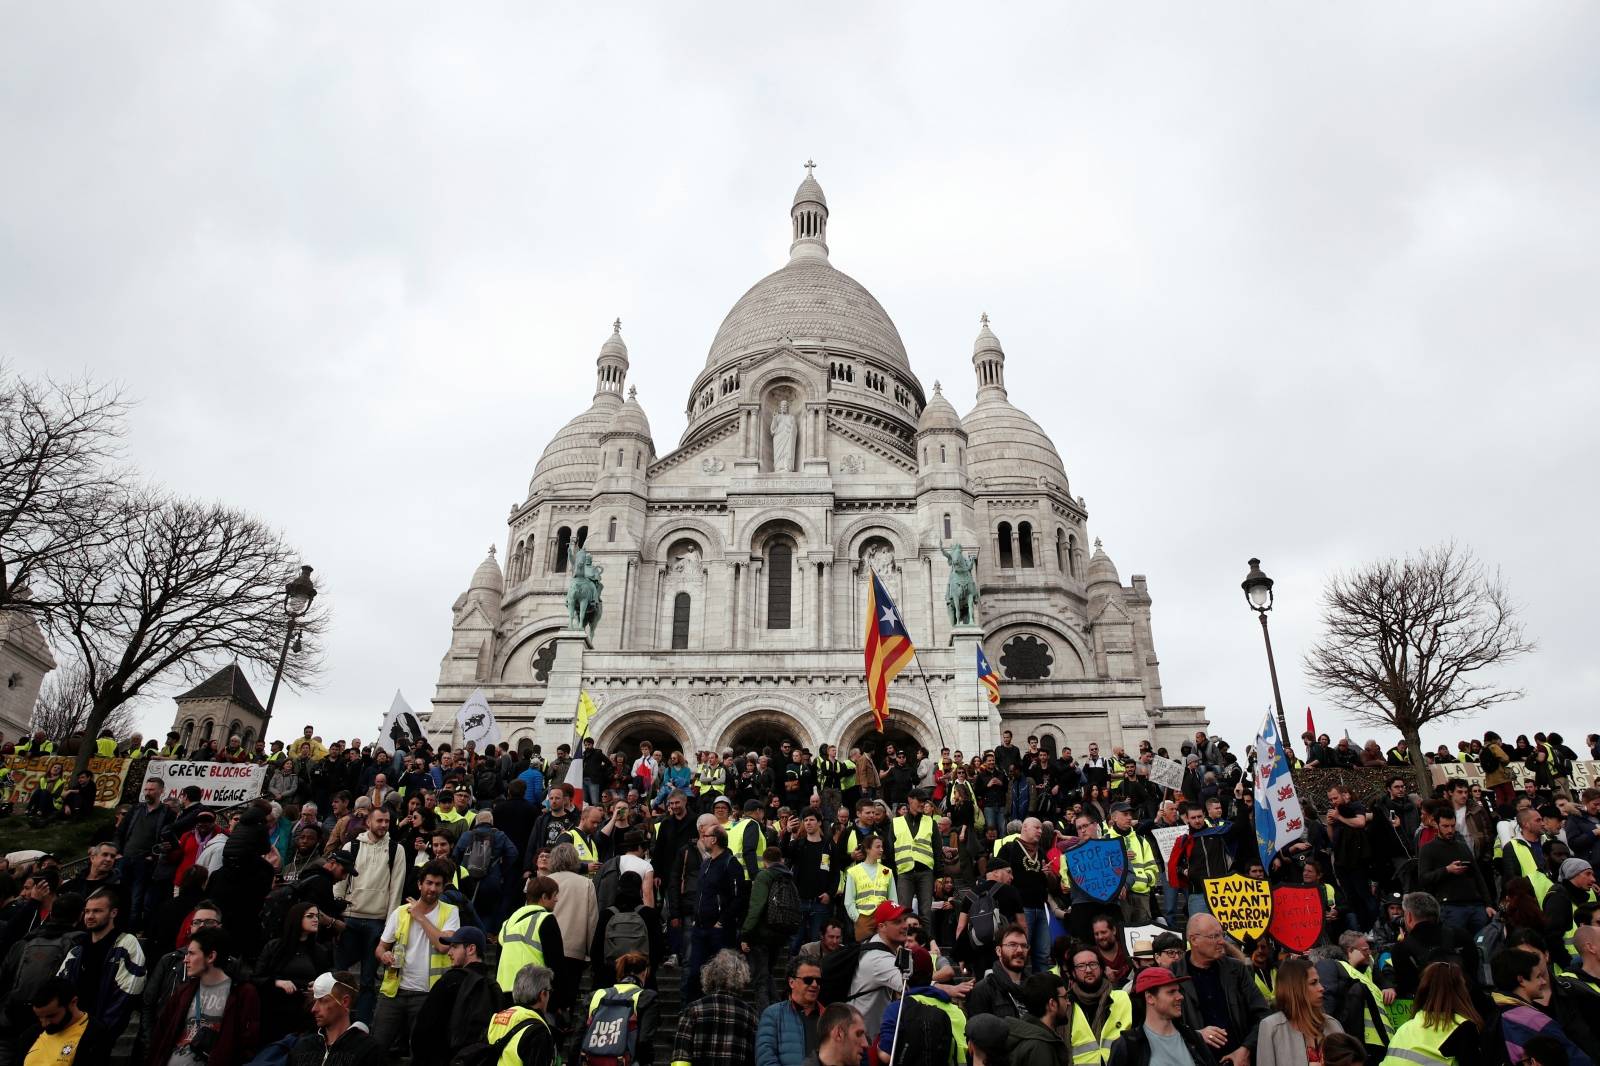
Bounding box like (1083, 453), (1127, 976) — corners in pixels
(1071, 975), (1113, 1033)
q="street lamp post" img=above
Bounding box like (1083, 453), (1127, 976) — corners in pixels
(262, 564), (317, 743)
(1242, 558), (1293, 758)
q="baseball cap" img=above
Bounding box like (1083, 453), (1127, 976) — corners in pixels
(712, 796), (732, 809)
(327, 848), (361, 875)
(1561, 858), (1593, 882)
(441, 926), (487, 952)
(1109, 801), (1132, 814)
(1132, 966), (1192, 995)
(871, 901), (909, 925)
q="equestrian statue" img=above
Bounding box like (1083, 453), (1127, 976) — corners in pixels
(942, 542), (979, 626)
(565, 546), (605, 639)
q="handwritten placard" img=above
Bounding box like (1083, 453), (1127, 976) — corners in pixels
(2, 755), (130, 809)
(1064, 838), (1130, 902)
(1203, 873), (1274, 941)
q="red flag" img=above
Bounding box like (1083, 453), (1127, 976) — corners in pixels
(1305, 707), (1316, 739)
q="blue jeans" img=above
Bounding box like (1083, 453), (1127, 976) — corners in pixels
(1025, 907), (1051, 973)
(117, 856), (154, 931)
(684, 923), (728, 1002)
(1163, 884), (1184, 927)
(984, 807), (1005, 833)
(1441, 903), (1490, 941)
(791, 900), (829, 955)
(338, 916), (386, 1024)
(1188, 892), (1210, 919)
(584, 782), (603, 808)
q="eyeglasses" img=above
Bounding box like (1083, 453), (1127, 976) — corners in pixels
(796, 975), (821, 985)
(190, 917), (222, 928)
(1074, 962), (1101, 971)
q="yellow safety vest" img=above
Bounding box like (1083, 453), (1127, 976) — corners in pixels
(486, 1006), (551, 1066)
(1069, 990), (1132, 1064)
(1508, 838), (1554, 904)
(439, 807), (477, 830)
(16, 740), (55, 756)
(893, 814), (935, 874)
(1461, 752), (1477, 764)
(1559, 886), (1599, 964)
(95, 737), (117, 757)
(1381, 1013), (1467, 1066)
(729, 818), (767, 881)
(840, 759), (858, 790)
(696, 764), (724, 796)
(1340, 960), (1393, 1047)
(849, 862), (893, 916)
(567, 829), (599, 865)
(1105, 825), (1158, 894)
(910, 993), (970, 1064)
(379, 901), (458, 996)
(993, 832), (1019, 857)
(1253, 968), (1275, 1004)
(497, 904), (550, 988)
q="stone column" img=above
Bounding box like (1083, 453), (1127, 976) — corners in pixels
(540, 629), (591, 753)
(948, 625), (991, 754)
(821, 560), (834, 647)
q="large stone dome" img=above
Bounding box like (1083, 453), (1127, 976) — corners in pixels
(963, 395), (1069, 490)
(528, 397), (615, 495)
(704, 257), (910, 374)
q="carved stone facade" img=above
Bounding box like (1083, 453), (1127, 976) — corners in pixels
(431, 168), (1206, 758)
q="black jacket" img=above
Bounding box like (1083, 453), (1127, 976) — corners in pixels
(411, 962), (502, 1062)
(1390, 920), (1480, 997)
(965, 966), (1026, 1020)
(1108, 1014), (1219, 1066)
(288, 1024), (386, 1066)
(1169, 954), (1270, 1055)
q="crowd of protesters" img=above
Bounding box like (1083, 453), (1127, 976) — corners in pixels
(0, 721), (1598, 1066)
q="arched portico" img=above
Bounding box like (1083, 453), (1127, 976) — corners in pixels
(706, 696), (819, 754)
(594, 706), (691, 757)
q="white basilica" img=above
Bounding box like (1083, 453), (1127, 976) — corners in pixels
(430, 167), (1206, 759)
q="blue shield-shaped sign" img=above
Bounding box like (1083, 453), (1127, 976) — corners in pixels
(1065, 838), (1129, 902)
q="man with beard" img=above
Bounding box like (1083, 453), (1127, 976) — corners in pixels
(966, 923), (1030, 1020)
(523, 786), (580, 874)
(1091, 916), (1133, 987)
(22, 978), (87, 1066)
(1065, 942), (1134, 1062)
(56, 888), (144, 1062)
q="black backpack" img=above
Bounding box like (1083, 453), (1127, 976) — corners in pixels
(819, 940), (894, 1005)
(3, 929), (81, 1028)
(762, 869), (803, 936)
(260, 884), (299, 943)
(885, 995), (955, 1066)
(594, 856), (622, 913)
(966, 883), (1003, 948)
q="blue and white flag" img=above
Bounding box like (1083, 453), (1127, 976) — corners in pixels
(1253, 709), (1305, 871)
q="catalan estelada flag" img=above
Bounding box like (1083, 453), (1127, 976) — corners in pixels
(864, 572), (915, 732)
(977, 646), (1001, 706)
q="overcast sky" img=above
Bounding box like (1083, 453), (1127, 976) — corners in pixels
(5, 4), (1597, 754)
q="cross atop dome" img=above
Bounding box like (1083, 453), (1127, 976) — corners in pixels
(804, 158), (816, 174)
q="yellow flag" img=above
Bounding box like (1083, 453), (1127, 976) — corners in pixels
(575, 691), (598, 739)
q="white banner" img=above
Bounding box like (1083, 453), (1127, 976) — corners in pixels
(147, 759), (269, 806)
(1124, 923), (1167, 955)
(379, 690), (426, 749)
(1148, 756), (1185, 792)
(1151, 824), (1187, 865)
(1253, 710), (1305, 868)
(457, 688), (501, 747)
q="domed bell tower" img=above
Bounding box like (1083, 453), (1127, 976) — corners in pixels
(790, 159), (829, 262)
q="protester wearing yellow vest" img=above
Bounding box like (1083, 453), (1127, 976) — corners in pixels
(1546, 859), (1598, 969)
(1502, 810), (1554, 905)
(498, 877), (562, 990)
(372, 860), (460, 1052)
(729, 801), (773, 881)
(15, 732), (54, 756)
(845, 836), (897, 941)
(485, 965), (557, 1066)
(1064, 944), (1132, 1065)
(893, 791), (937, 922)
(1104, 803), (1158, 925)
(1382, 1012), (1473, 1066)
(1333, 934), (1395, 1053)
(94, 732), (117, 757)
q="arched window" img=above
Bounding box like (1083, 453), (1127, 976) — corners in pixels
(939, 444), (947, 463)
(942, 513), (952, 541)
(608, 517), (617, 542)
(199, 719), (214, 744)
(1055, 529), (1067, 573)
(241, 727), (255, 748)
(554, 527), (572, 573)
(576, 526), (588, 548)
(228, 719), (242, 741)
(672, 592), (691, 649)
(180, 720), (195, 750)
(767, 539), (794, 629)
(1068, 534), (1079, 578)
(617, 448), (624, 467)
(997, 522), (1014, 569)
(1018, 522), (1035, 568)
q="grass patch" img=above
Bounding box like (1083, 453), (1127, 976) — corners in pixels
(1, 808), (117, 862)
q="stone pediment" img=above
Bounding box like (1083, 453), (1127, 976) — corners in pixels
(1090, 598), (1131, 625)
(650, 416), (740, 477)
(827, 418), (916, 473)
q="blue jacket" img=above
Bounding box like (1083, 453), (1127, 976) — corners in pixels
(695, 849), (739, 924)
(516, 766), (546, 808)
(1491, 993), (1594, 1066)
(756, 998), (818, 1066)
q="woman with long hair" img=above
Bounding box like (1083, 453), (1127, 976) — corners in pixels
(252, 901), (333, 1043)
(843, 835), (898, 941)
(1385, 961), (1486, 1066)
(1501, 876), (1548, 943)
(1257, 957), (1343, 1066)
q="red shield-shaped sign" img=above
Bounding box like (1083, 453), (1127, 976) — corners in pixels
(1268, 885), (1324, 953)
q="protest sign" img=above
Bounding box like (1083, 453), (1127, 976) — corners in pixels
(147, 759), (268, 806)
(1064, 838), (1129, 902)
(1385, 998), (1415, 1032)
(1203, 873), (1274, 941)
(1148, 756), (1185, 792)
(1123, 923), (1166, 956)
(2, 755), (130, 809)
(1267, 885), (1324, 953)
(1150, 825), (1186, 865)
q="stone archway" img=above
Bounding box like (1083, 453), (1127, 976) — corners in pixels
(713, 707), (814, 756)
(594, 709), (689, 758)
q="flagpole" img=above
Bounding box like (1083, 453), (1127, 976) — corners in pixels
(910, 655), (951, 754)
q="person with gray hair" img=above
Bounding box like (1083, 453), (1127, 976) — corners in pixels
(672, 949), (760, 1066)
(546, 841), (597, 1015)
(1391, 891), (1479, 998)
(485, 964), (556, 1066)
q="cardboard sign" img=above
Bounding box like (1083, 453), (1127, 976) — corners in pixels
(146, 758), (268, 806)
(1267, 885), (1325, 953)
(1148, 756), (1186, 792)
(1124, 923), (1167, 956)
(1151, 824), (1186, 865)
(1385, 998), (1414, 1032)
(1065, 838), (1130, 902)
(1203, 873), (1274, 942)
(2, 755), (131, 809)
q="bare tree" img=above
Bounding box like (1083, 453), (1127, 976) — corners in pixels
(1304, 544), (1534, 793)
(31, 655), (138, 742)
(0, 366), (129, 614)
(41, 493), (325, 779)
